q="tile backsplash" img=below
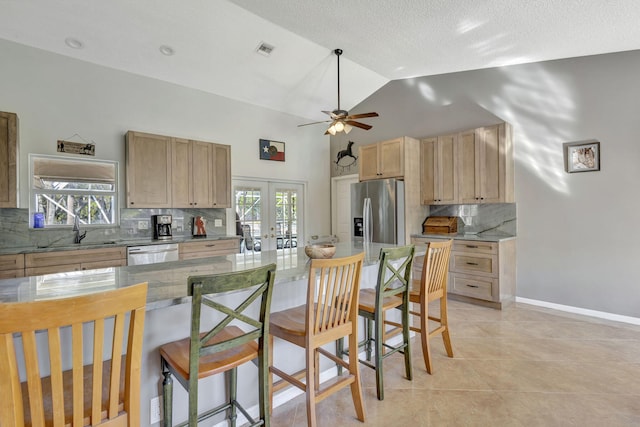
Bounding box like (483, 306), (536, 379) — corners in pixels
(0, 208), (228, 249)
(427, 203), (516, 236)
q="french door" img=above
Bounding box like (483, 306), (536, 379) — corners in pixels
(234, 179), (304, 253)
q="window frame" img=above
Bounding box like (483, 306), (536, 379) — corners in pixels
(29, 154), (120, 228)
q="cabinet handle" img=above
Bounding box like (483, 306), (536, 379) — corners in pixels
(465, 245), (479, 248)
(466, 284), (479, 288)
(130, 202), (134, 205)
(466, 262), (479, 265)
(205, 244), (216, 247)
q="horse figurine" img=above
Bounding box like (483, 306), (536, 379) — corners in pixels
(336, 141), (356, 164)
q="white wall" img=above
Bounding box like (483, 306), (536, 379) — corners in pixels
(332, 50), (640, 318)
(0, 39), (332, 237)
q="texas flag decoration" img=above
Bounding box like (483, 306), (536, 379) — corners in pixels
(259, 139), (285, 162)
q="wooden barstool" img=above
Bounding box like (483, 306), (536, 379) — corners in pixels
(0, 282), (148, 426)
(160, 264), (276, 427)
(339, 245), (415, 400)
(269, 253), (366, 427)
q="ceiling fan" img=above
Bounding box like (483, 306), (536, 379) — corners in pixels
(298, 48), (379, 135)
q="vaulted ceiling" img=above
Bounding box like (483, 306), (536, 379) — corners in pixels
(1, 0), (640, 123)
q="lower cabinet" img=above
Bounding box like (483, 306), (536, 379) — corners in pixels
(25, 247), (126, 276)
(411, 236), (516, 309)
(0, 254), (25, 279)
(179, 239), (240, 260)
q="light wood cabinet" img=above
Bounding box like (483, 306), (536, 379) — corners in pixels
(126, 131), (172, 208)
(420, 134), (457, 205)
(0, 111), (18, 208)
(411, 236), (516, 309)
(172, 138), (213, 208)
(458, 123), (514, 204)
(211, 143), (231, 208)
(0, 254), (24, 279)
(359, 137), (404, 181)
(126, 131), (231, 208)
(25, 247), (126, 276)
(179, 239), (239, 260)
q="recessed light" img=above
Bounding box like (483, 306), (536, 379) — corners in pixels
(159, 45), (175, 56)
(64, 37), (84, 49)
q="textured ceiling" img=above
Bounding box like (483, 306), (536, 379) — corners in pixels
(1, 0), (640, 123)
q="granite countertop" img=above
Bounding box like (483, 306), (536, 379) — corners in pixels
(0, 235), (242, 255)
(412, 232), (516, 242)
(0, 241), (393, 309)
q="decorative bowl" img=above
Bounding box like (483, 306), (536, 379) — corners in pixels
(304, 244), (336, 259)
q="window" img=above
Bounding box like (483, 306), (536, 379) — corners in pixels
(30, 154), (118, 227)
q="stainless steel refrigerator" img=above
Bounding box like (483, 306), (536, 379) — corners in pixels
(351, 179), (405, 245)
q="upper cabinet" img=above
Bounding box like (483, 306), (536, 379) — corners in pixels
(420, 134), (458, 205)
(0, 111), (18, 208)
(458, 123), (514, 204)
(359, 137), (404, 181)
(126, 131), (231, 208)
(420, 122), (514, 205)
(126, 131), (172, 208)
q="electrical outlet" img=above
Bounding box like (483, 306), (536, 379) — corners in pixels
(138, 220), (149, 230)
(150, 396), (162, 424)
(214, 219), (223, 227)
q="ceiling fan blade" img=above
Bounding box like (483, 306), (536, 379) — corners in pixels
(346, 112), (379, 119)
(297, 120), (331, 127)
(345, 120), (373, 130)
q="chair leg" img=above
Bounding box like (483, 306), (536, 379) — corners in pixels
(227, 367), (238, 427)
(335, 337), (344, 376)
(374, 311), (384, 400)
(268, 334), (274, 415)
(348, 329), (366, 422)
(259, 336), (270, 427)
(401, 300), (413, 381)
(365, 317), (373, 361)
(162, 362), (173, 427)
(440, 297), (454, 358)
(305, 347), (318, 427)
(420, 299), (433, 374)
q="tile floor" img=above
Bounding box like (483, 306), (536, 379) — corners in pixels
(269, 300), (640, 426)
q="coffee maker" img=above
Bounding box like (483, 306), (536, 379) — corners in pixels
(151, 214), (172, 240)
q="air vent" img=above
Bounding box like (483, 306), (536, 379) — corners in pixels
(255, 42), (275, 57)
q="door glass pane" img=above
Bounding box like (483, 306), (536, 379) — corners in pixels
(274, 189), (298, 250)
(235, 186), (263, 252)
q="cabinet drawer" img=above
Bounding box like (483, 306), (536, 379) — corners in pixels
(450, 273), (496, 301)
(0, 254), (24, 271)
(25, 247), (125, 268)
(81, 259), (127, 271)
(453, 240), (497, 255)
(0, 269), (24, 279)
(451, 253), (496, 276)
(25, 264), (80, 276)
(179, 239), (239, 260)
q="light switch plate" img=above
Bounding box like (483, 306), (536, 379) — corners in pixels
(214, 219), (223, 227)
(138, 220), (149, 230)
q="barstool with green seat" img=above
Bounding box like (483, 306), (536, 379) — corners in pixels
(160, 263), (276, 427)
(338, 245), (415, 400)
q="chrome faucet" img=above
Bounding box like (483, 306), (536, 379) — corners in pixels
(73, 215), (87, 244)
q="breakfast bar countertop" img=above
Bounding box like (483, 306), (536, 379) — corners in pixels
(0, 242), (392, 310)
(412, 232), (516, 242)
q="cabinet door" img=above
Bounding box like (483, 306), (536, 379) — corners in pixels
(458, 130), (479, 204)
(126, 131), (172, 208)
(420, 138), (437, 204)
(476, 124), (502, 203)
(359, 144), (380, 181)
(438, 134), (458, 204)
(379, 138), (404, 178)
(211, 143), (231, 207)
(191, 140), (214, 207)
(0, 111), (18, 208)
(171, 138), (192, 208)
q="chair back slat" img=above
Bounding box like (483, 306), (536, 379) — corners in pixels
(307, 253), (364, 335)
(0, 282), (148, 427)
(421, 240), (453, 295)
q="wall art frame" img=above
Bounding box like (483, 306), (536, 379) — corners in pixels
(259, 138), (285, 162)
(563, 140), (600, 173)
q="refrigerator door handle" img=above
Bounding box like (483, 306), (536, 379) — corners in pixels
(363, 197), (373, 243)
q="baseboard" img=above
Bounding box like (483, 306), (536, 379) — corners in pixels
(516, 296), (640, 326)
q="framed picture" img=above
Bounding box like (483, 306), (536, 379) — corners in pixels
(259, 139), (285, 161)
(563, 140), (600, 173)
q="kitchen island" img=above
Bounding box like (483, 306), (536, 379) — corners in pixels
(0, 241), (398, 425)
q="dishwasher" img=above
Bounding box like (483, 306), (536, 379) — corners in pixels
(127, 243), (179, 265)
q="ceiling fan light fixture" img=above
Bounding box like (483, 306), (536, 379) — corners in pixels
(327, 124), (337, 135)
(334, 121), (345, 132)
(344, 123), (353, 134)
